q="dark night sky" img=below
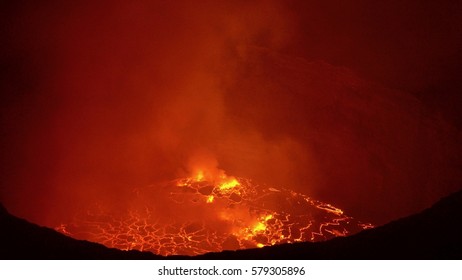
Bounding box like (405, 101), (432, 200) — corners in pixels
(1, 1), (461, 226)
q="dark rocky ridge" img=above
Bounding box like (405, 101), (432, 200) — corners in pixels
(0, 202), (161, 260)
(1, 189), (461, 260)
(195, 188), (462, 259)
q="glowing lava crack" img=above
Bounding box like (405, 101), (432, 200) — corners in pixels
(56, 175), (373, 256)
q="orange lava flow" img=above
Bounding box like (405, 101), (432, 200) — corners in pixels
(55, 174), (373, 256)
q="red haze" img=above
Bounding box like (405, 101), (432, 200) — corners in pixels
(1, 1), (461, 227)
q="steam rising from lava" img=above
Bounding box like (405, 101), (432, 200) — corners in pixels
(1, 1), (462, 233)
(0, 1), (307, 225)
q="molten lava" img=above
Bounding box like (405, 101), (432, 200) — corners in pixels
(56, 172), (373, 256)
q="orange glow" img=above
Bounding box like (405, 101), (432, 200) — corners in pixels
(250, 214), (273, 234)
(217, 177), (240, 191)
(56, 173), (374, 256)
(253, 222), (266, 232)
(195, 170), (205, 182)
(316, 204), (344, 216)
(188, 163), (240, 192)
(4, 1), (461, 253)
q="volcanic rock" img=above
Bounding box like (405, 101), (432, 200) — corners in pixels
(1, 188), (461, 259)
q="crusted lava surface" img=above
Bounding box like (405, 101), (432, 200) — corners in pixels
(55, 177), (372, 256)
